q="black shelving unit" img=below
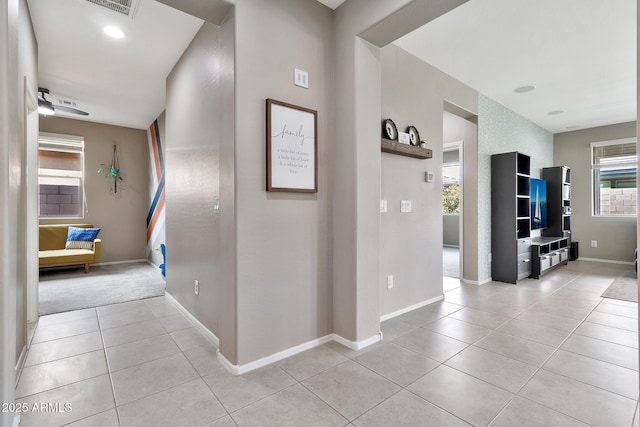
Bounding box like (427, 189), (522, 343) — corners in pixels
(542, 166), (571, 239)
(491, 152), (532, 284)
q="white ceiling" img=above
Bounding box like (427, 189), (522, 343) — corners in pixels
(28, 0), (635, 134)
(28, 0), (203, 129)
(315, 0), (346, 9)
(395, 0), (636, 133)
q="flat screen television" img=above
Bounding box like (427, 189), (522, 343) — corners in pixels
(530, 178), (547, 230)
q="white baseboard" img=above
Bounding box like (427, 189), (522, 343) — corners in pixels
(380, 295), (444, 322)
(96, 259), (148, 266)
(461, 277), (492, 285)
(578, 257), (635, 266)
(218, 331), (383, 376)
(164, 292), (220, 348)
(14, 345), (26, 386)
(218, 334), (336, 376)
(332, 332), (383, 351)
(146, 259), (160, 267)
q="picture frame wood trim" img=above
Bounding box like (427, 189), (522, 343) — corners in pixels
(266, 98), (318, 193)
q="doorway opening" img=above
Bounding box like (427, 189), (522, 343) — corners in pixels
(442, 103), (478, 290)
(442, 141), (461, 280)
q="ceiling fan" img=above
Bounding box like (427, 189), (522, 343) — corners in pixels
(38, 88), (89, 116)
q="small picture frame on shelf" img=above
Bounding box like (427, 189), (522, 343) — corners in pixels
(406, 126), (420, 146)
(382, 119), (398, 140)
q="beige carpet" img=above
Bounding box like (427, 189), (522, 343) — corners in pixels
(39, 262), (165, 315)
(601, 270), (638, 303)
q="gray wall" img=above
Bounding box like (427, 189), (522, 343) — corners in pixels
(159, 0), (334, 367)
(380, 44), (477, 317)
(443, 215), (459, 247)
(554, 121), (637, 262)
(333, 0), (469, 343)
(233, 0), (333, 365)
(165, 21), (226, 349)
(1, 0), (36, 422)
(17, 0), (37, 365)
(478, 94), (554, 282)
(40, 117), (150, 263)
(160, 0), (470, 365)
(163, 10), (236, 364)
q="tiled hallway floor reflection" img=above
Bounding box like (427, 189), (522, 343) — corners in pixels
(16, 261), (640, 426)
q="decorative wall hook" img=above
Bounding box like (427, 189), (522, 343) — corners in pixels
(98, 144), (124, 193)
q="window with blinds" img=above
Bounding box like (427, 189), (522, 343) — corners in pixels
(38, 133), (85, 218)
(591, 138), (637, 216)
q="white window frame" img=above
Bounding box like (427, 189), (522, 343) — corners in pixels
(591, 137), (637, 217)
(38, 132), (85, 219)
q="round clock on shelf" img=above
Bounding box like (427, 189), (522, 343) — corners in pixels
(382, 119), (398, 140)
(407, 126), (420, 146)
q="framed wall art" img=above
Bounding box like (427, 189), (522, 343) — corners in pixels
(266, 98), (318, 193)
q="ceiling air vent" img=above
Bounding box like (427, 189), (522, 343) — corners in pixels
(86, 0), (140, 18)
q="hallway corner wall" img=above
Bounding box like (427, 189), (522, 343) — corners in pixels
(380, 44), (477, 317)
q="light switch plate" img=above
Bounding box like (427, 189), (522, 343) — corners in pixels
(380, 199), (387, 213)
(400, 200), (412, 213)
(294, 68), (309, 88)
(425, 171), (434, 183)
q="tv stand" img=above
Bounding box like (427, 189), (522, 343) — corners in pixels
(531, 236), (570, 279)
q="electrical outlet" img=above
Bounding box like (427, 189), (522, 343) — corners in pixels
(425, 171), (434, 183)
(591, 240), (597, 248)
(194, 279), (199, 295)
(387, 275), (394, 289)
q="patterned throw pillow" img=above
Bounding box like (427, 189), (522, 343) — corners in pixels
(65, 227), (101, 250)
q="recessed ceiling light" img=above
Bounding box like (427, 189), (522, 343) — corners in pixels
(103, 26), (125, 39)
(547, 110), (565, 115)
(514, 85), (535, 93)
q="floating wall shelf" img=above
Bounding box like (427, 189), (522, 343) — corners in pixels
(381, 139), (432, 159)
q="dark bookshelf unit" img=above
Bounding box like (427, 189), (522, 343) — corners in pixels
(491, 152), (532, 284)
(542, 166), (572, 239)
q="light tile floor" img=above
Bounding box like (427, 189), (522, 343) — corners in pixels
(16, 260), (640, 426)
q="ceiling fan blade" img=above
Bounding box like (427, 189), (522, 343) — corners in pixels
(54, 105), (89, 116)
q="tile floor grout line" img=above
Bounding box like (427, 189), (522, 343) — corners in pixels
(484, 290), (630, 426)
(440, 268), (633, 426)
(176, 335), (235, 424)
(392, 268), (635, 425)
(295, 372), (363, 424)
(631, 400), (640, 427)
(572, 324), (639, 349)
(58, 408), (114, 427)
(214, 366), (300, 418)
(96, 308), (122, 427)
(399, 372), (476, 426)
(22, 335), (104, 369)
